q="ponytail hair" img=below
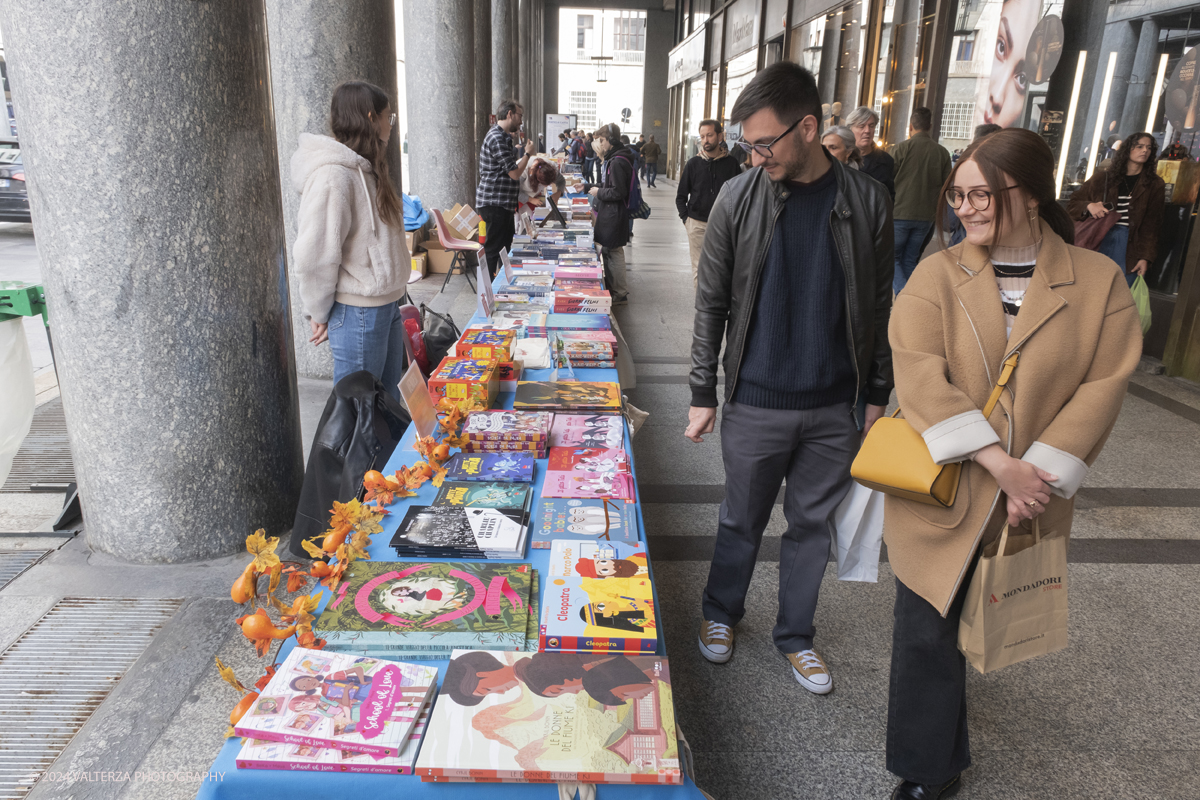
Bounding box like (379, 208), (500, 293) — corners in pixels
(938, 127), (1074, 248)
(330, 81), (403, 228)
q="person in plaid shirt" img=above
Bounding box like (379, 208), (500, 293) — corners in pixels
(477, 99), (536, 277)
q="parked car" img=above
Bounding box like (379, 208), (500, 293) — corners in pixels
(0, 147), (30, 223)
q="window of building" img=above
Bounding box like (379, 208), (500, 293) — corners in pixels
(570, 91), (598, 130)
(614, 11), (647, 52)
(956, 32), (975, 62)
(577, 15), (594, 50)
(940, 102), (976, 140)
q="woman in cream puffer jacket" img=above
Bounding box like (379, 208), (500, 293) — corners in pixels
(292, 81), (410, 400)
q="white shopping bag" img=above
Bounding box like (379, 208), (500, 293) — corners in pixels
(831, 482), (885, 582)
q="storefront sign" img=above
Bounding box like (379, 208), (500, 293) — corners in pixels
(668, 27), (707, 87)
(725, 0), (760, 60)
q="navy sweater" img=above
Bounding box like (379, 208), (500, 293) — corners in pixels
(731, 167), (858, 410)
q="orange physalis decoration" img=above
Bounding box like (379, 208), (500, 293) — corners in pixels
(236, 608), (298, 657)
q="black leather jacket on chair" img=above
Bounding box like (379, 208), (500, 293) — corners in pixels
(288, 371), (411, 559)
(689, 156), (895, 408)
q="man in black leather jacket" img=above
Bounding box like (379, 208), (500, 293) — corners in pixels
(684, 62), (894, 696)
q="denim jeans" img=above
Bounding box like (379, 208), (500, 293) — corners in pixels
(1097, 225), (1137, 286)
(326, 301), (406, 402)
(646, 163), (658, 186)
(894, 219), (934, 294)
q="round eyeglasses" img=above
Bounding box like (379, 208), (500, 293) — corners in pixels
(734, 117), (803, 159)
(947, 184), (1020, 212)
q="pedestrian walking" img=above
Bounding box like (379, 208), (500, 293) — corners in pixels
(847, 106), (894, 197)
(891, 107), (952, 293)
(675, 119), (742, 287)
(1067, 131), (1166, 287)
(641, 135), (661, 187)
(884, 126), (1141, 800)
(821, 125), (861, 169)
(583, 133), (597, 183)
(477, 99), (536, 278)
(685, 62), (894, 695)
(583, 123), (633, 305)
(291, 81), (410, 401)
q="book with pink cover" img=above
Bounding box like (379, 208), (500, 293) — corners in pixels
(541, 447), (635, 501)
(232, 647), (438, 758)
(234, 693), (435, 774)
(549, 414), (626, 449)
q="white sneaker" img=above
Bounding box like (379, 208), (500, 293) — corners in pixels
(698, 620), (733, 663)
(785, 649), (833, 695)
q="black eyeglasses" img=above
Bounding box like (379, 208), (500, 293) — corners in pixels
(947, 185), (1020, 211)
(735, 117), (804, 159)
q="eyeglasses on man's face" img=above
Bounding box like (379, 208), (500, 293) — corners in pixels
(735, 116), (803, 159)
(946, 185), (1020, 212)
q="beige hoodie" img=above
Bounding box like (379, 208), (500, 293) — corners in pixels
(291, 133), (410, 324)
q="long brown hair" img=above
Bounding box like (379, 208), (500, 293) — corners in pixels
(330, 81), (403, 228)
(939, 127), (1074, 247)
(1109, 131), (1158, 182)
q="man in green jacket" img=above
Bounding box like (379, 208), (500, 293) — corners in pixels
(891, 107), (952, 293)
(641, 135), (662, 187)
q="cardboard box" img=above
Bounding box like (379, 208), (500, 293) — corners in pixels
(405, 227), (427, 254)
(410, 252), (427, 280)
(421, 239), (462, 274)
(427, 356), (499, 408)
(445, 203), (482, 240)
(455, 328), (517, 361)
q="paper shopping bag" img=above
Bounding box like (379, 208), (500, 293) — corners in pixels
(958, 519), (1068, 674)
(831, 482), (885, 582)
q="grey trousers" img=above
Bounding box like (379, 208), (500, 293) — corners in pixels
(702, 400), (858, 653)
(601, 245), (629, 299)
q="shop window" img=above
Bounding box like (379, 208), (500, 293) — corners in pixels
(570, 91), (597, 131)
(940, 102), (976, 140)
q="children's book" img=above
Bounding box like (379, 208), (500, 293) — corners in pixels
(234, 692), (435, 774)
(444, 452), (537, 483)
(530, 498), (639, 549)
(546, 447), (629, 473)
(462, 410), (553, 442)
(539, 571), (657, 654)
(548, 415), (626, 449)
(432, 481), (532, 514)
(414, 650), (680, 784)
(547, 539), (648, 578)
(233, 647), (438, 758)
(545, 314), (610, 331)
(541, 447), (636, 502)
(461, 441), (548, 457)
(390, 505), (527, 558)
(513, 382), (622, 412)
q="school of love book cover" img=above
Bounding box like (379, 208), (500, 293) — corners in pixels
(415, 650), (681, 784)
(233, 647), (438, 758)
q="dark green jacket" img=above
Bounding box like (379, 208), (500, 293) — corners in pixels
(891, 131), (952, 223)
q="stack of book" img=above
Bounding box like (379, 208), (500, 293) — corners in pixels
(427, 357), (499, 408)
(553, 289), (611, 314)
(555, 336), (616, 368)
(233, 647), (440, 761)
(461, 410), (553, 457)
(530, 497), (639, 549)
(541, 445), (636, 502)
(390, 503), (529, 560)
(414, 649), (681, 785)
(548, 412), (625, 449)
(313, 560), (537, 661)
(512, 381), (622, 414)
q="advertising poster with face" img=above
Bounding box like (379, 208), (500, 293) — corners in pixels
(970, 0), (1064, 131)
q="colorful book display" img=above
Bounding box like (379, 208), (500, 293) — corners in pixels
(427, 357), (499, 407)
(232, 647), (438, 758)
(433, 481), (532, 513)
(444, 452), (537, 483)
(512, 381), (622, 413)
(531, 498), (639, 549)
(549, 414), (625, 449)
(541, 447), (636, 502)
(390, 505), (528, 559)
(462, 410), (553, 443)
(539, 539), (656, 654)
(313, 561), (534, 657)
(235, 693), (435, 774)
(455, 328), (516, 361)
(415, 650), (681, 784)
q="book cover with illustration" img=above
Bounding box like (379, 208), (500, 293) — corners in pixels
(234, 692), (435, 774)
(513, 381), (622, 412)
(549, 415), (625, 449)
(531, 499), (638, 549)
(432, 481), (532, 514)
(444, 452), (536, 483)
(462, 410), (553, 442)
(390, 505), (527, 558)
(414, 650), (681, 784)
(232, 647), (438, 757)
(539, 551), (656, 655)
(313, 560), (533, 651)
(545, 314), (610, 331)
(541, 447), (635, 501)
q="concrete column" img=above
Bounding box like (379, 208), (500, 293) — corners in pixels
(1075, 21), (1139, 175)
(1120, 20), (1161, 136)
(0, 0), (303, 562)
(493, 0), (517, 108)
(475, 0), (493, 154)
(267, 0), (401, 381)
(642, 8), (674, 141)
(404, 0), (476, 213)
(1104, 21), (1141, 142)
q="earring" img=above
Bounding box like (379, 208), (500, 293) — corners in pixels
(1028, 206), (1038, 222)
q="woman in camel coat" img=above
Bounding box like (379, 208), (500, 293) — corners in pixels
(883, 128), (1142, 800)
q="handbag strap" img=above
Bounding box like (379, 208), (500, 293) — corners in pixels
(889, 351), (1020, 420)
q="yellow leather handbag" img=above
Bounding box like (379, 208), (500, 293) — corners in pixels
(851, 353), (1019, 507)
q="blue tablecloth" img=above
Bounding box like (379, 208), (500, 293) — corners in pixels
(197, 275), (706, 800)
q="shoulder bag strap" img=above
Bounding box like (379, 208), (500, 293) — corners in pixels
(889, 351), (1020, 420)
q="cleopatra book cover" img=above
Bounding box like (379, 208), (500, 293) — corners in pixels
(314, 560), (533, 650)
(512, 381), (622, 412)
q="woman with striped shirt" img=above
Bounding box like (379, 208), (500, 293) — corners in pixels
(1067, 132), (1166, 286)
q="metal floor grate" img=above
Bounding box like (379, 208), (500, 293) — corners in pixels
(1, 399), (75, 493)
(0, 597), (183, 798)
(0, 551), (50, 592)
